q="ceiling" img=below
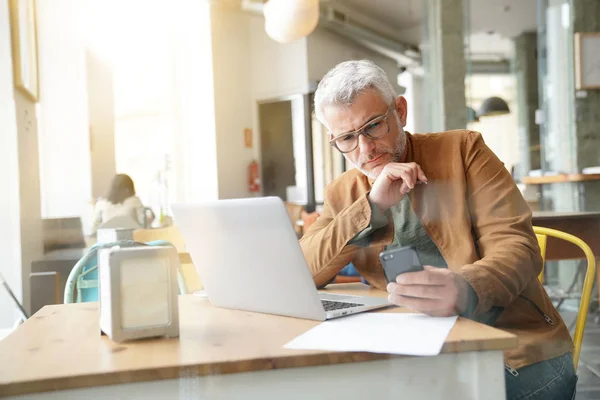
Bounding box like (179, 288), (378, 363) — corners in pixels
(333, 0), (538, 60)
(339, 0), (422, 45)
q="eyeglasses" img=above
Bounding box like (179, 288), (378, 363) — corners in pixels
(329, 105), (393, 153)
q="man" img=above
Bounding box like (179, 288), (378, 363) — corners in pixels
(300, 60), (577, 399)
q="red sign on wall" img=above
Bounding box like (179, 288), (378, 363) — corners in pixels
(244, 128), (253, 148)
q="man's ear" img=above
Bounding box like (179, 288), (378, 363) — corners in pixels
(394, 96), (408, 127)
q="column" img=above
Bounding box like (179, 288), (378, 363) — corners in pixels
(422, 0), (468, 131)
(86, 51), (116, 199)
(514, 32), (541, 180)
(14, 91), (43, 316)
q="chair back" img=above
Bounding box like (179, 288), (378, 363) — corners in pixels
(63, 240), (182, 304)
(284, 202), (304, 236)
(533, 226), (596, 371)
(300, 210), (320, 233)
(536, 233), (548, 283)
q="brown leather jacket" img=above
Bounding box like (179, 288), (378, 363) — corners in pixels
(300, 130), (572, 370)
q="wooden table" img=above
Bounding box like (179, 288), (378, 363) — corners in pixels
(523, 173), (600, 185)
(0, 284), (517, 399)
(524, 174), (600, 211)
(532, 211), (600, 260)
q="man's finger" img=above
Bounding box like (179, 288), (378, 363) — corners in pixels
(384, 168), (412, 187)
(395, 268), (448, 285)
(408, 165), (419, 187)
(392, 162), (426, 184)
(387, 293), (453, 316)
(404, 164), (417, 187)
(385, 166), (416, 188)
(398, 181), (411, 195)
(388, 282), (445, 300)
(398, 170), (414, 189)
(416, 164), (427, 182)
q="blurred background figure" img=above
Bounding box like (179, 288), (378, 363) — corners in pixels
(82, 174), (155, 239)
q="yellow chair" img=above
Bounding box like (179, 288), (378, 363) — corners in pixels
(536, 233), (547, 284)
(533, 226), (596, 370)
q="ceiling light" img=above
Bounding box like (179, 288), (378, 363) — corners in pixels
(477, 96), (510, 117)
(264, 0), (320, 43)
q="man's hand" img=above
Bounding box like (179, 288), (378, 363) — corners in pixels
(368, 162), (427, 212)
(386, 266), (470, 317)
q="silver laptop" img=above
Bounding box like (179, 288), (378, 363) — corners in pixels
(171, 197), (389, 320)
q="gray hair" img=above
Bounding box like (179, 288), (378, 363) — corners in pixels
(314, 60), (397, 129)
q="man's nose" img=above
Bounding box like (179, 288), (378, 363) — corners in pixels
(357, 133), (376, 154)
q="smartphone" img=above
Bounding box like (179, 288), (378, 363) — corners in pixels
(379, 246), (424, 283)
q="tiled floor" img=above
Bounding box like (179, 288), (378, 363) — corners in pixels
(560, 309), (600, 399)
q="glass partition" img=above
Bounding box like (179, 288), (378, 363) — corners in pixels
(537, 0), (580, 211)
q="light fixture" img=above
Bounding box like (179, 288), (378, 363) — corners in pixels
(467, 107), (479, 123)
(477, 96), (510, 117)
(264, 0), (320, 44)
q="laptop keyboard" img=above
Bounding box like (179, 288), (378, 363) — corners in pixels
(321, 299), (364, 311)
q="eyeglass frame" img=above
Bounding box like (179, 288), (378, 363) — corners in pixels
(328, 103), (395, 154)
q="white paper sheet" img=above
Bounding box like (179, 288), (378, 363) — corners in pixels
(284, 313), (458, 356)
(583, 166), (600, 174)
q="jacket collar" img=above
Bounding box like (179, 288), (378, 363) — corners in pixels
(403, 131), (416, 163)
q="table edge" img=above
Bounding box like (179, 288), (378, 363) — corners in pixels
(0, 341), (516, 397)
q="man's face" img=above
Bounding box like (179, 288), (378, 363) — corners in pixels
(324, 90), (408, 180)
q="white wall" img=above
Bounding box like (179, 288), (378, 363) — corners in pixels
(212, 9), (256, 199)
(36, 0), (220, 213)
(107, 3), (178, 210)
(86, 51), (116, 199)
(37, 0), (91, 218)
(209, 11), (312, 200)
(306, 28), (401, 95)
(169, 3), (216, 204)
(290, 96), (308, 199)
(248, 15), (313, 199)
(249, 15), (310, 101)
(0, 0), (23, 328)
(399, 72), (426, 133)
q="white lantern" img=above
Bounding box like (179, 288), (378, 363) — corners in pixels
(264, 0), (320, 43)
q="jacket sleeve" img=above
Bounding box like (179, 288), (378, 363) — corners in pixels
(456, 132), (543, 316)
(348, 199), (389, 247)
(299, 191), (391, 288)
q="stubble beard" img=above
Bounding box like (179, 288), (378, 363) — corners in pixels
(349, 116), (407, 180)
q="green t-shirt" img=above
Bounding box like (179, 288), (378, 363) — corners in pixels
(349, 197), (446, 268)
(348, 196), (477, 317)
(387, 196), (447, 268)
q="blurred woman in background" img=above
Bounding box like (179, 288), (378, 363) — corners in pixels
(82, 174), (154, 237)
